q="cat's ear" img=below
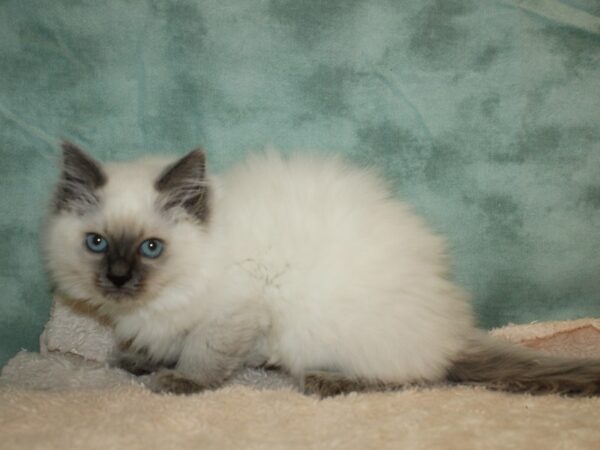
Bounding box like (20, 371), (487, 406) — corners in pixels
(54, 141), (106, 213)
(155, 149), (210, 222)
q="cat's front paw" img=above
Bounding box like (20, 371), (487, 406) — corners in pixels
(116, 355), (159, 376)
(146, 370), (205, 395)
(303, 371), (364, 398)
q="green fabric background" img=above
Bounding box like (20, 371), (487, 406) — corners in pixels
(1, 0), (599, 366)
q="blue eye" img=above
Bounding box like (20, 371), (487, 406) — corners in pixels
(85, 233), (108, 253)
(139, 239), (164, 259)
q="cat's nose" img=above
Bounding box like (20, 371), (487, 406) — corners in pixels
(107, 273), (132, 287)
(107, 260), (132, 287)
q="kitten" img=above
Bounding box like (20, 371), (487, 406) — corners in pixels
(43, 142), (600, 397)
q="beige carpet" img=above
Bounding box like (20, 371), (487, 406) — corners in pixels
(2, 318), (600, 449)
(2, 383), (600, 449)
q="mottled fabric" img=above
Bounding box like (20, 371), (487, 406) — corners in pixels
(0, 0), (599, 365)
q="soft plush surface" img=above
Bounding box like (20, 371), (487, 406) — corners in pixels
(3, 384), (600, 450)
(2, 318), (600, 449)
(1, 0), (599, 366)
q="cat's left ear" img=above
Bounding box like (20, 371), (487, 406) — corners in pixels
(54, 141), (107, 213)
(155, 149), (210, 222)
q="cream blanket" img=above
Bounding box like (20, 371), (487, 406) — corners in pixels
(1, 297), (600, 449)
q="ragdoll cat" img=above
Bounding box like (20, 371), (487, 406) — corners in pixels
(43, 142), (600, 397)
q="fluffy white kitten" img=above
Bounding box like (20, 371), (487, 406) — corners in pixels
(43, 142), (600, 396)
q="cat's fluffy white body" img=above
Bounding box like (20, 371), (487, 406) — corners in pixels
(45, 144), (600, 395)
(211, 152), (474, 381)
(47, 150), (474, 383)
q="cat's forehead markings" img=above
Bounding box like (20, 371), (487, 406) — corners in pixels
(104, 224), (147, 244)
(101, 162), (165, 217)
(106, 227), (145, 239)
(104, 232), (144, 258)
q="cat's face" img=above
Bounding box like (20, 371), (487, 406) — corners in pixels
(43, 142), (210, 307)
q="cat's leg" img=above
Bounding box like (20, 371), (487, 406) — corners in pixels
(146, 321), (261, 395)
(110, 341), (173, 376)
(114, 350), (168, 376)
(302, 371), (400, 398)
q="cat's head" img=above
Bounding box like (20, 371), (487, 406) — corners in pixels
(43, 142), (210, 308)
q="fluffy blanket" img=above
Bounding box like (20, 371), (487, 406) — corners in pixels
(1, 297), (600, 449)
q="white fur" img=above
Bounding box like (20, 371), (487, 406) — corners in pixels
(45, 150), (476, 384)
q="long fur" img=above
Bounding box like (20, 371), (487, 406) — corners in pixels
(44, 144), (600, 396)
(447, 333), (600, 395)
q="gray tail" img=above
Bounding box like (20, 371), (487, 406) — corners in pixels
(447, 334), (600, 395)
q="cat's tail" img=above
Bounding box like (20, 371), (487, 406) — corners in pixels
(446, 332), (600, 395)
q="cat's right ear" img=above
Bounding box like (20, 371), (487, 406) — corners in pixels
(155, 149), (210, 222)
(53, 141), (106, 213)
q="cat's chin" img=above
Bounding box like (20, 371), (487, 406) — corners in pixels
(70, 289), (144, 306)
(95, 279), (145, 303)
(101, 291), (139, 302)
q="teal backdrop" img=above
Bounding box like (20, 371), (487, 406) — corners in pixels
(1, 0), (599, 366)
